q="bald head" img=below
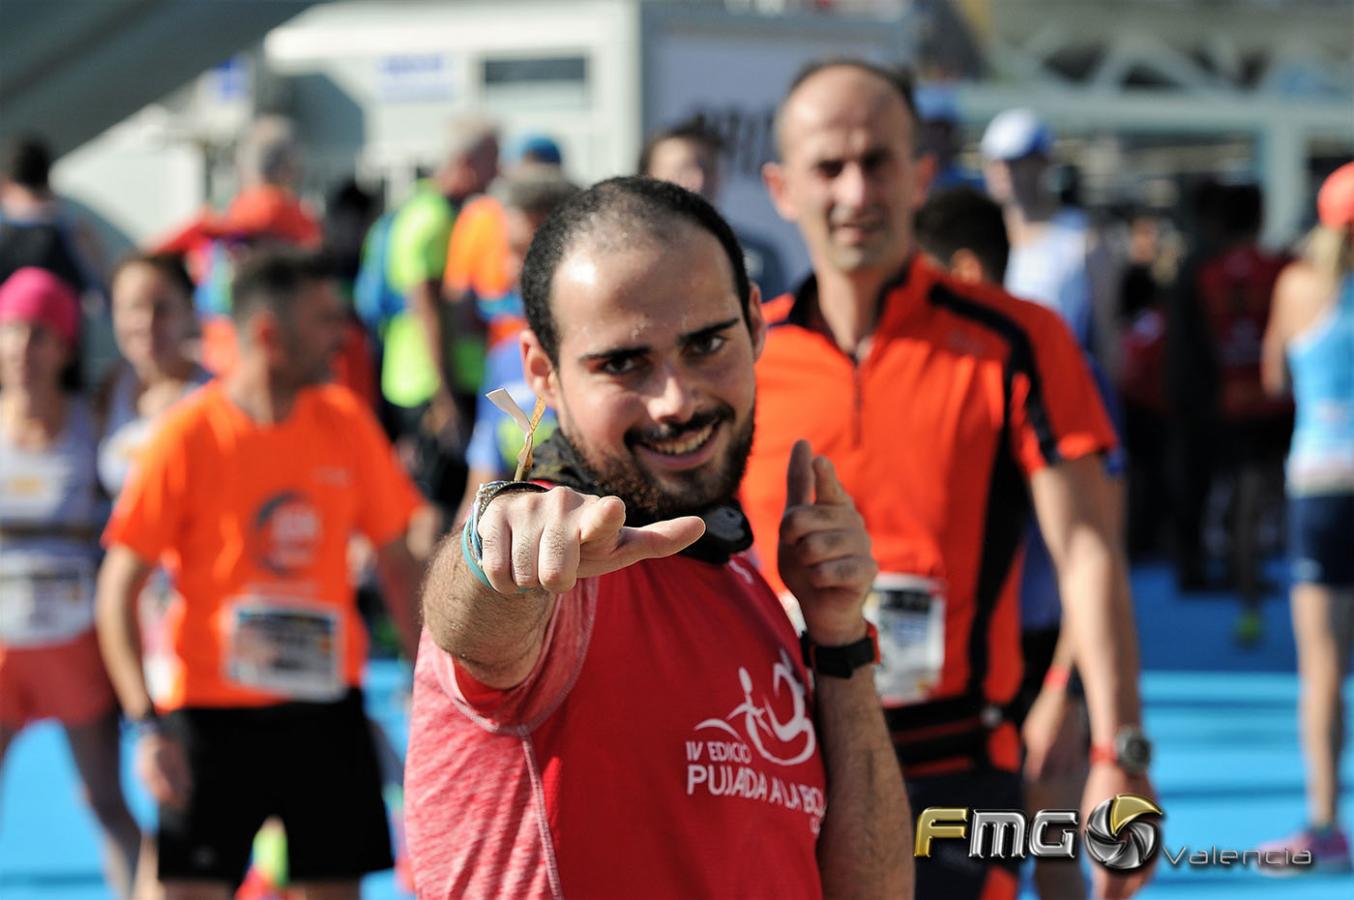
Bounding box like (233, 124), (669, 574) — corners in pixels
(764, 59), (925, 280)
(775, 60), (917, 160)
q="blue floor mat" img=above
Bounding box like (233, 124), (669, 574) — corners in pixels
(2, 562), (1351, 898)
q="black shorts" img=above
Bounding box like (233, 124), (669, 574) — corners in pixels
(157, 689), (393, 885)
(1289, 492), (1354, 588)
(909, 768), (1024, 900)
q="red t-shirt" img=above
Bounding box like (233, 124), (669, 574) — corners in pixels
(405, 553), (827, 899)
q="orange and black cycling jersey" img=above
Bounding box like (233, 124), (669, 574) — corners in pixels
(741, 255), (1116, 773)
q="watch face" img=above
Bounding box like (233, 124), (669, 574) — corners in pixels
(1118, 731), (1152, 772)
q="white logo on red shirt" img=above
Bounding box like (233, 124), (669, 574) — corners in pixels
(684, 649), (824, 833)
(695, 649), (815, 766)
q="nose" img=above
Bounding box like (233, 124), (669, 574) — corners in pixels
(645, 362), (698, 425)
(834, 162), (870, 211)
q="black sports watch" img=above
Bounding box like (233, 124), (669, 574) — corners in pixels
(800, 623), (881, 679)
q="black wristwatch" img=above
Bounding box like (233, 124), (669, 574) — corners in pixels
(1091, 725), (1153, 776)
(800, 623), (881, 678)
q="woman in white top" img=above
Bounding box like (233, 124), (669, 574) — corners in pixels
(0, 267), (141, 896)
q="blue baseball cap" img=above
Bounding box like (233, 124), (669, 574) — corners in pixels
(509, 133), (563, 166)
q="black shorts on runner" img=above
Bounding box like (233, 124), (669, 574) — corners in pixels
(909, 768), (1024, 900)
(157, 688), (393, 884)
(1289, 492), (1354, 588)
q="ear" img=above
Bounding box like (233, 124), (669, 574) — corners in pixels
(521, 329), (560, 410)
(745, 282), (767, 361)
(913, 153), (938, 208)
(762, 161), (796, 223)
(949, 249), (988, 286)
(247, 310), (284, 363)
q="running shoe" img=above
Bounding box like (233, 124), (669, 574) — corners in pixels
(1233, 609), (1263, 646)
(1257, 825), (1352, 875)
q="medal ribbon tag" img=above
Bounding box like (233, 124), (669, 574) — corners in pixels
(486, 388), (547, 481)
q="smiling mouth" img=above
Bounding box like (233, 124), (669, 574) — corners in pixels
(636, 421), (719, 457)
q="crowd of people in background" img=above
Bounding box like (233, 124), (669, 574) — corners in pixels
(0, 56), (1350, 898)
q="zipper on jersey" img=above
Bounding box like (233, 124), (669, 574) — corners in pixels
(852, 363), (864, 447)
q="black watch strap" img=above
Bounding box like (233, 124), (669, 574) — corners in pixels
(800, 623), (881, 678)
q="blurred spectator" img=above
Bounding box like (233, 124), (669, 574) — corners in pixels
(98, 253), (211, 497)
(981, 108), (1120, 366)
(442, 133), (564, 306)
(374, 114), (498, 474)
(1167, 182), (1292, 629)
(0, 267), (142, 896)
(455, 166), (579, 524)
(507, 132), (564, 168)
(322, 178), (383, 411)
(324, 177), (382, 289)
(157, 116), (321, 315)
(1255, 161), (1354, 872)
(0, 134), (105, 294)
(640, 115), (788, 301)
(1117, 211), (1174, 556)
(913, 83), (982, 194)
(155, 116), (323, 380)
(0, 134), (116, 385)
(915, 186), (1104, 900)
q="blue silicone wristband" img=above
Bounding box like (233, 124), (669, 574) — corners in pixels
(461, 516), (494, 590)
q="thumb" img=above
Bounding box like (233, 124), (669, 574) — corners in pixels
(580, 516), (706, 576)
(812, 455), (851, 506)
(612, 517), (707, 566)
(784, 439), (814, 511)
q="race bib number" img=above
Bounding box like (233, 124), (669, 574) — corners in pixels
(0, 558), (95, 647)
(225, 600), (343, 701)
(865, 573), (945, 706)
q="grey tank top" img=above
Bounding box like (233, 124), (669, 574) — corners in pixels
(0, 396), (104, 647)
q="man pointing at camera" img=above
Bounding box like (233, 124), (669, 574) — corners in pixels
(404, 177), (911, 898)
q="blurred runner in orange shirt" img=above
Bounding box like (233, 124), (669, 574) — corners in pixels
(746, 60), (1153, 900)
(96, 249), (428, 897)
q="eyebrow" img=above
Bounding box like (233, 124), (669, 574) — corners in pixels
(577, 317), (742, 364)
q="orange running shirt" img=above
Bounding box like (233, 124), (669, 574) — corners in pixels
(103, 382), (422, 711)
(742, 256), (1116, 771)
(442, 195), (510, 300)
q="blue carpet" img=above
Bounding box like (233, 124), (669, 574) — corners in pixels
(2, 562), (1351, 898)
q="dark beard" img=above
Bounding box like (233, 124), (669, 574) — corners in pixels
(535, 404), (755, 526)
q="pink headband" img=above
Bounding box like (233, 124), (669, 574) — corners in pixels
(0, 267), (80, 345)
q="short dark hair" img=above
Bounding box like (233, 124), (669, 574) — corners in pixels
(521, 176), (751, 364)
(230, 246), (332, 326)
(775, 58), (918, 157)
(637, 115), (724, 176)
(111, 252), (196, 304)
(914, 186), (1011, 283)
(3, 135), (53, 190)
